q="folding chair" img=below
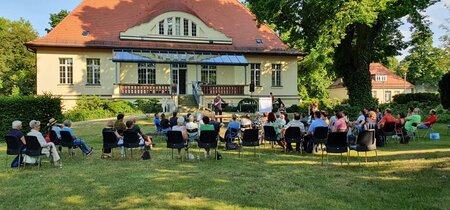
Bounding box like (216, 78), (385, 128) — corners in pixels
(381, 122), (396, 144)
(4, 135), (24, 170)
(198, 130), (219, 160)
(263, 126), (278, 151)
(313, 127), (329, 165)
(24, 136), (46, 169)
(224, 128), (240, 150)
(102, 131), (120, 157)
(49, 130), (62, 152)
(418, 123), (435, 138)
(239, 129), (260, 158)
(354, 130), (378, 165)
(60, 131), (76, 156)
(167, 131), (188, 161)
(123, 130), (144, 159)
(284, 127), (303, 154)
(325, 132), (349, 166)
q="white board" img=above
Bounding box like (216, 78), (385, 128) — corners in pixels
(259, 97), (272, 113)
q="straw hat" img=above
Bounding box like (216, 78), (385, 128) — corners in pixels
(48, 118), (57, 126)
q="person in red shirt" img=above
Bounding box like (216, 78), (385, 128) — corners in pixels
(418, 109), (437, 129)
(378, 108), (396, 129)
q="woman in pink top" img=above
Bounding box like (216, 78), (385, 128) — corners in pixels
(332, 112), (348, 132)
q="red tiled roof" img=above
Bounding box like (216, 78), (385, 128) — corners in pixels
(329, 63), (414, 89)
(26, 0), (303, 55)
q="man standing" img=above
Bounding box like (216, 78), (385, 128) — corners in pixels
(214, 93), (225, 122)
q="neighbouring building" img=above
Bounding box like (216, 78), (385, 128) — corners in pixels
(329, 63), (415, 103)
(26, 0), (304, 111)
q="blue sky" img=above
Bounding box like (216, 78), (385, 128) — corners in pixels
(1, 0), (448, 60)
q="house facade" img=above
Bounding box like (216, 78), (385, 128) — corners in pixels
(26, 0), (303, 110)
(329, 63), (415, 104)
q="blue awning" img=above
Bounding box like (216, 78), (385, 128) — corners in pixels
(112, 52), (153, 63)
(112, 50), (249, 66)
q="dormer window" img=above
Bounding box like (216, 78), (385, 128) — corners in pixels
(156, 16), (198, 37)
(375, 74), (387, 82)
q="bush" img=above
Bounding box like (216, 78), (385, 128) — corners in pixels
(392, 93), (440, 104)
(135, 99), (162, 114)
(107, 100), (138, 114)
(0, 95), (63, 136)
(76, 95), (108, 110)
(65, 109), (112, 122)
(439, 72), (450, 109)
(237, 98), (258, 113)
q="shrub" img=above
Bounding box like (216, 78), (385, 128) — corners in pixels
(392, 93), (440, 104)
(135, 99), (162, 114)
(439, 72), (450, 109)
(0, 95), (63, 136)
(237, 98), (258, 113)
(65, 109), (112, 122)
(107, 100), (138, 114)
(76, 95), (108, 110)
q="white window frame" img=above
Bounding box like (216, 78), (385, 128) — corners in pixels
(385, 91), (392, 103)
(175, 17), (181, 36)
(250, 63), (261, 86)
(167, 17), (173, 35)
(201, 65), (217, 85)
(272, 64), (282, 87)
(192, 22), (197, 37)
(375, 74), (387, 82)
(86, 58), (100, 85)
(159, 20), (164, 35)
(59, 58), (73, 84)
(138, 63), (156, 84)
(183, 19), (189, 36)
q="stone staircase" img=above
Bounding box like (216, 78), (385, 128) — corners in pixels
(178, 95), (200, 113)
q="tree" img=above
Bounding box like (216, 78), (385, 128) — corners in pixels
(247, 0), (436, 107)
(439, 72), (450, 109)
(45, 10), (69, 33)
(0, 17), (38, 95)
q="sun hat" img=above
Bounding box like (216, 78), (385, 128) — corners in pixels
(48, 118), (57, 126)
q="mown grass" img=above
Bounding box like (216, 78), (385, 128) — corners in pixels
(0, 119), (449, 210)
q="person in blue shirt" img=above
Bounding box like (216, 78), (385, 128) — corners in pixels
(309, 111), (328, 135)
(61, 120), (93, 155)
(153, 113), (161, 132)
(225, 114), (240, 143)
(7, 121), (27, 167)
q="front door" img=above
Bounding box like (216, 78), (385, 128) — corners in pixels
(171, 64), (187, 95)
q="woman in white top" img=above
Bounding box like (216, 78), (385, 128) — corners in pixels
(27, 120), (62, 168)
(185, 115), (200, 140)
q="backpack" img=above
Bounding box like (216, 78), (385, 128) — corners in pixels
(141, 150), (151, 160)
(226, 142), (239, 150)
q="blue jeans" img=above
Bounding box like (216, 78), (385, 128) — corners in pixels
(418, 124), (429, 129)
(74, 138), (91, 154)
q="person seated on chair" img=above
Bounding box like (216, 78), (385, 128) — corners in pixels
(124, 120), (148, 147)
(7, 121), (27, 168)
(364, 111), (378, 130)
(153, 113), (162, 132)
(27, 120), (62, 168)
(209, 113), (223, 132)
(332, 112), (348, 133)
(102, 120), (123, 158)
(378, 108), (396, 129)
(276, 113), (286, 127)
(114, 113), (126, 135)
(48, 118), (62, 142)
(186, 115), (200, 140)
(131, 117), (154, 149)
(169, 111), (178, 128)
(353, 110), (367, 132)
(171, 117), (189, 157)
(404, 108), (421, 133)
(304, 111), (328, 153)
(200, 116), (216, 158)
(418, 109), (437, 129)
(395, 112), (406, 133)
(282, 113), (305, 152)
(61, 119), (94, 155)
(265, 112), (285, 149)
(240, 113), (253, 131)
(321, 111), (330, 127)
(160, 113), (171, 133)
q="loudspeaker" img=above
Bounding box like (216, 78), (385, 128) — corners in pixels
(250, 83), (255, 93)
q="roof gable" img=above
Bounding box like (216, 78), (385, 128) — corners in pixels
(27, 0), (303, 55)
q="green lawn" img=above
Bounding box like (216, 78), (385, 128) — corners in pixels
(0, 119), (449, 210)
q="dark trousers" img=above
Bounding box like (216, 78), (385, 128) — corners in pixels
(215, 109), (223, 122)
(286, 141), (301, 152)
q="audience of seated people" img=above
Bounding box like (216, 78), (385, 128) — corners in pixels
(61, 119), (94, 155)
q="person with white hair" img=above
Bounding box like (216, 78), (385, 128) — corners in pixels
(61, 119), (93, 155)
(171, 117), (189, 158)
(186, 115), (200, 140)
(7, 120), (27, 167)
(27, 120), (62, 168)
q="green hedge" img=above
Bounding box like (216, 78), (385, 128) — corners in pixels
(392, 93), (440, 104)
(135, 99), (162, 114)
(0, 95), (63, 136)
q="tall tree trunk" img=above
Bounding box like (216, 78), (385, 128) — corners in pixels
(335, 23), (381, 108)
